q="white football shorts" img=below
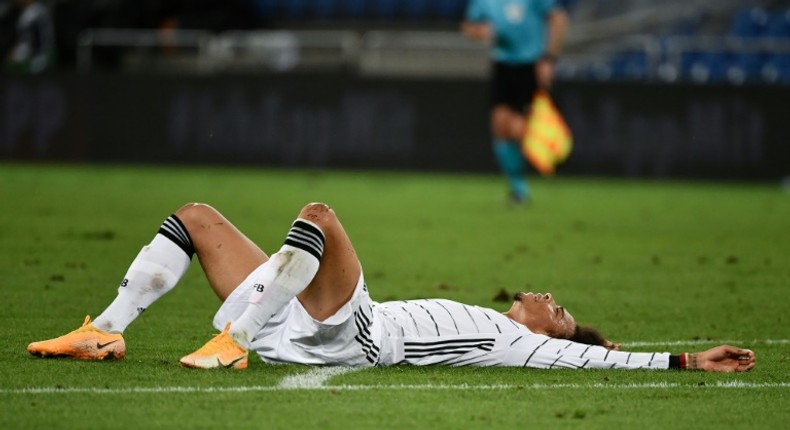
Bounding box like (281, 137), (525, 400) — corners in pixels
(213, 271), (380, 367)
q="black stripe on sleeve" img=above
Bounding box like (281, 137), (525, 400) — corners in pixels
(404, 338), (496, 348)
(401, 306), (421, 336)
(523, 338), (551, 367)
(404, 338), (496, 359)
(435, 301), (460, 335)
(510, 336), (523, 347)
(462, 306), (481, 333)
(416, 302), (441, 336)
(478, 308), (501, 333)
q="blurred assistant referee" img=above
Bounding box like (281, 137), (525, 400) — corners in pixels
(462, 0), (569, 204)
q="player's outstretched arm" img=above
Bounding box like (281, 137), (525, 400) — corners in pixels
(687, 345), (755, 372)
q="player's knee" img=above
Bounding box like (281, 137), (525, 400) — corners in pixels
(298, 202), (337, 230)
(174, 202), (220, 232)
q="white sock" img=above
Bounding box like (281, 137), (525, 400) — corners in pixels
(93, 215), (194, 333)
(229, 219), (325, 347)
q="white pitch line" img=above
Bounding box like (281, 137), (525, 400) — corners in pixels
(2, 381), (788, 395)
(5, 339), (787, 396)
(278, 366), (357, 389)
(623, 339), (789, 347)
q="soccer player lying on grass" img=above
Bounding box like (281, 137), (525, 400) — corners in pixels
(28, 202), (755, 372)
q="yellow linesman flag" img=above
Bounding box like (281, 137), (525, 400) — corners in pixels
(522, 90), (573, 176)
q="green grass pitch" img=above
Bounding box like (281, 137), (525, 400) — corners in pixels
(1, 163), (788, 429)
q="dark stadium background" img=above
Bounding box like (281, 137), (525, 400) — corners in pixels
(2, 0), (789, 180)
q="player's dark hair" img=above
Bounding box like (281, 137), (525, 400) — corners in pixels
(569, 324), (606, 346)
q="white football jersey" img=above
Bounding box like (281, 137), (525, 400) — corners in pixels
(214, 274), (670, 369)
(374, 299), (670, 369)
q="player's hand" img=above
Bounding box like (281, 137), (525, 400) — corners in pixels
(694, 345), (755, 372)
(603, 339), (621, 351)
(536, 58), (555, 90)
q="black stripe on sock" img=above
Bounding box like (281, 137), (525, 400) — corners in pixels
(284, 220), (325, 261)
(292, 219), (325, 242)
(158, 215), (194, 258)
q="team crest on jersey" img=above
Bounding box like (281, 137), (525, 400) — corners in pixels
(505, 2), (524, 23)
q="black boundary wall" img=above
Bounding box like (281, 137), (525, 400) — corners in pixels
(1, 72), (788, 180)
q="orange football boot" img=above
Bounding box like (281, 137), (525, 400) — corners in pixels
(179, 323), (248, 369)
(28, 315), (125, 360)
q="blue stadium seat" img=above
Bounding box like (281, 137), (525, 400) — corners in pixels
(626, 52), (649, 80)
(682, 52), (730, 83)
(729, 7), (769, 38)
(609, 54), (627, 79)
(766, 9), (790, 38)
(371, 0), (398, 20)
(312, 0), (339, 20)
(251, 0), (279, 19)
(583, 62), (612, 81)
(726, 54), (758, 85)
(762, 53), (790, 84)
(733, 53), (764, 82)
(284, 0), (310, 19)
(609, 52), (648, 81)
(680, 52), (701, 80)
(704, 52), (731, 83)
(435, 0), (466, 21)
(340, 0), (367, 19)
(557, 0), (579, 11)
(402, 0), (430, 20)
(779, 55), (790, 84)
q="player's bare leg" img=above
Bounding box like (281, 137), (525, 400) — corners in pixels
(28, 211), (200, 360)
(177, 201), (360, 314)
(27, 202), (268, 361)
(180, 202), (360, 369)
(293, 203), (361, 321)
(173, 203), (269, 301)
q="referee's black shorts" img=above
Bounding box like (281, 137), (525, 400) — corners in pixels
(490, 62), (538, 113)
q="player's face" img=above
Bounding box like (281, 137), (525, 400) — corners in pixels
(506, 292), (576, 339)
